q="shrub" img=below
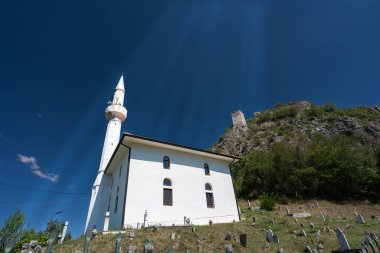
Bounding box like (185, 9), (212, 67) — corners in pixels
(259, 193), (276, 211)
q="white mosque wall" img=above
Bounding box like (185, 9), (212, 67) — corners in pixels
(121, 143), (240, 228)
(108, 154), (130, 229)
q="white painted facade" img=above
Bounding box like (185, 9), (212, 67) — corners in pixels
(85, 76), (240, 232)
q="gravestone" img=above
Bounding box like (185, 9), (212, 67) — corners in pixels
(60, 221), (69, 244)
(292, 212), (311, 218)
(305, 245), (312, 253)
(309, 222), (315, 229)
(267, 229), (274, 242)
(83, 229), (92, 253)
(355, 212), (366, 224)
(248, 200), (251, 208)
(225, 244), (233, 253)
(128, 230), (135, 240)
(320, 212), (325, 222)
(143, 239), (154, 253)
(225, 231), (232, 241)
(285, 207), (291, 216)
(115, 232), (123, 253)
(170, 232), (176, 240)
(369, 233), (380, 251)
(273, 234), (280, 243)
(46, 230), (57, 253)
(239, 233), (247, 247)
(191, 227), (196, 233)
(263, 242), (270, 250)
(375, 216), (380, 222)
(364, 236), (376, 252)
(317, 243), (323, 251)
(316, 230), (321, 238)
(299, 229), (307, 237)
(167, 247), (174, 253)
(127, 246), (136, 253)
(277, 248), (285, 253)
(335, 228), (351, 250)
(4, 238), (14, 253)
(209, 220), (213, 226)
(315, 201), (320, 208)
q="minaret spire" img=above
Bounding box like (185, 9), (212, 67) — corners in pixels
(85, 74), (128, 231)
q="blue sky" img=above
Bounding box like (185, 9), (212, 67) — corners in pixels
(1, 0), (380, 238)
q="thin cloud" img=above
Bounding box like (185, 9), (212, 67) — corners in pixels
(17, 154), (60, 183)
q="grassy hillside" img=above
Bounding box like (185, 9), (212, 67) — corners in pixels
(55, 200), (380, 252)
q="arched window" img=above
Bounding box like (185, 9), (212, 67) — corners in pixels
(163, 178), (172, 187)
(204, 163), (210, 175)
(163, 178), (173, 206)
(205, 183), (214, 208)
(163, 156), (170, 169)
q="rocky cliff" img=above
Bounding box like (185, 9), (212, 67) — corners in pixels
(211, 101), (380, 157)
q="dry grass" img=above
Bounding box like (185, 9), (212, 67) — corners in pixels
(55, 200), (380, 252)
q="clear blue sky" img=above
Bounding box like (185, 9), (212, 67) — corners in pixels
(1, 0), (379, 238)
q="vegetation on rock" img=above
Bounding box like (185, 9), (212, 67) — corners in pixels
(211, 101), (380, 201)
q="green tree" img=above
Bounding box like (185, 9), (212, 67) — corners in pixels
(0, 209), (26, 250)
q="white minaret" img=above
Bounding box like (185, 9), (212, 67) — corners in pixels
(85, 75), (127, 231)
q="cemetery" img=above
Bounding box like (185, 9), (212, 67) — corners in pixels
(47, 200), (380, 252)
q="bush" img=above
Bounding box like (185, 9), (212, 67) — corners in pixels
(259, 193), (276, 211)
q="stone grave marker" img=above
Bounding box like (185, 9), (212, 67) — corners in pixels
(285, 207), (291, 216)
(315, 201), (320, 208)
(166, 247), (174, 253)
(239, 233), (247, 247)
(143, 239), (154, 253)
(128, 230), (135, 240)
(364, 236), (376, 253)
(83, 229), (92, 253)
(369, 232), (380, 251)
(335, 228), (351, 251)
(127, 246), (136, 253)
(317, 243), (323, 251)
(267, 229), (274, 242)
(277, 248), (284, 253)
(305, 245), (312, 253)
(170, 232), (176, 240)
(263, 242), (270, 250)
(191, 227), (196, 233)
(292, 212), (311, 218)
(209, 220), (213, 226)
(273, 234), (280, 243)
(355, 212), (366, 224)
(4, 238), (14, 253)
(115, 232), (123, 253)
(225, 244), (233, 253)
(309, 222), (315, 229)
(375, 216), (380, 222)
(46, 230), (57, 253)
(320, 212), (325, 222)
(225, 231), (232, 241)
(299, 229), (307, 237)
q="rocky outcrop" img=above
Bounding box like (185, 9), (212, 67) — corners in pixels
(211, 102), (380, 156)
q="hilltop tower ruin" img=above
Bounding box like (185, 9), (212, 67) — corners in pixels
(231, 110), (247, 128)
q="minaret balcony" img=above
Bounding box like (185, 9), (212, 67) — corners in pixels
(105, 104), (127, 121)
